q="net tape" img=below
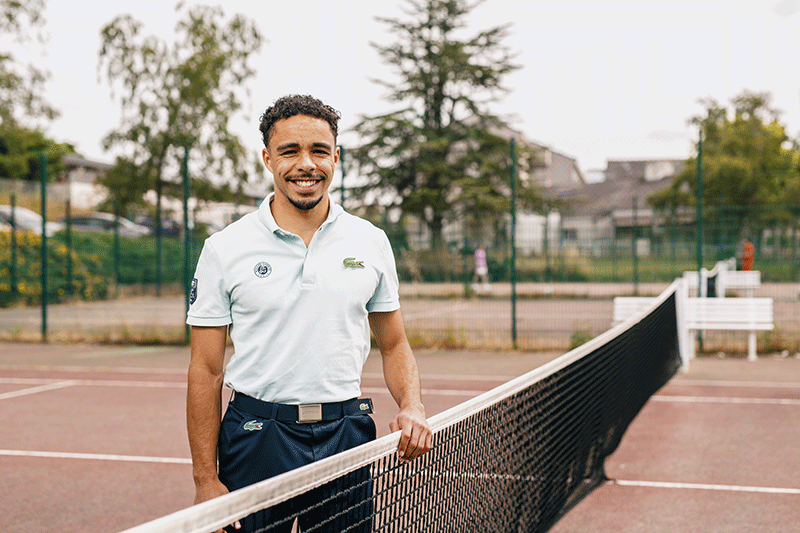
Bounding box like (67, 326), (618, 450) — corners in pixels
(123, 280), (684, 533)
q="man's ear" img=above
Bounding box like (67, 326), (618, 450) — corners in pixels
(262, 148), (272, 173)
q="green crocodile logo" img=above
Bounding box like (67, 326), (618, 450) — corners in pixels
(343, 257), (365, 269)
(243, 420), (263, 431)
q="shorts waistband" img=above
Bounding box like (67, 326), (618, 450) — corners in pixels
(231, 393), (374, 423)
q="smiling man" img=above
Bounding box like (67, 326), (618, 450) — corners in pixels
(186, 95), (431, 532)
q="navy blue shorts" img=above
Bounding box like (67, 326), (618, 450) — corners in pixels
(218, 395), (376, 533)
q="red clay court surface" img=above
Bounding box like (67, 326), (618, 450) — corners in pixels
(1, 343), (799, 533)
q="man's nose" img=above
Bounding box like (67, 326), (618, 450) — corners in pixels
(296, 150), (316, 172)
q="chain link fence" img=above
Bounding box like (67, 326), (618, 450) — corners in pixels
(1, 175), (799, 355)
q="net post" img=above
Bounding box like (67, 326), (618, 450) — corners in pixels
(675, 277), (692, 372)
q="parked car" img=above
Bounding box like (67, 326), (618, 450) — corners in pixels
(134, 215), (181, 237)
(60, 212), (152, 238)
(0, 205), (64, 237)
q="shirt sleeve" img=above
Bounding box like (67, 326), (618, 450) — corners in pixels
(366, 230), (401, 313)
(186, 239), (233, 326)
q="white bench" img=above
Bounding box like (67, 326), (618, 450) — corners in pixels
(683, 262), (761, 297)
(613, 296), (774, 361)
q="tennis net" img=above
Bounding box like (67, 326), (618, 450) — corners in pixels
(123, 280), (685, 533)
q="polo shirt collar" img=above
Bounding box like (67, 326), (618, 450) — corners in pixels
(258, 193), (344, 235)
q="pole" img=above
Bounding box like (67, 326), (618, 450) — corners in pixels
(65, 194), (73, 295)
(696, 128), (704, 352)
(10, 191), (17, 299)
(339, 145), (346, 207)
(510, 138), (518, 349)
(113, 201), (121, 291)
(696, 129), (703, 276)
(632, 197), (639, 295)
(39, 154), (48, 342)
(183, 147), (191, 344)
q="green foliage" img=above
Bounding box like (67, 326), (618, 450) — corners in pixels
(0, 0), (58, 128)
(0, 124), (74, 181)
(56, 231), (200, 285)
(649, 90), (800, 234)
(98, 3), (264, 213)
(0, 230), (109, 307)
(352, 0), (541, 249)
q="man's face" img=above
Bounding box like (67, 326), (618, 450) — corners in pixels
(262, 115), (339, 212)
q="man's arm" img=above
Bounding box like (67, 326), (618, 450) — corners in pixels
(186, 325), (232, 509)
(369, 309), (432, 462)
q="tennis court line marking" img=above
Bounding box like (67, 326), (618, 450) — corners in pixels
(364, 372), (515, 382)
(5, 378), (798, 402)
(402, 302), (467, 321)
(652, 395), (800, 406)
(0, 449), (191, 465)
(672, 379), (800, 389)
(614, 479), (800, 495)
(362, 386), (485, 397)
(0, 378), (482, 397)
(0, 380), (77, 401)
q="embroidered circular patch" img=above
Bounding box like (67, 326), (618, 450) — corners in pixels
(253, 261), (272, 278)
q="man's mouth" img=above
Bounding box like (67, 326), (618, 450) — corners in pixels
(288, 175), (322, 190)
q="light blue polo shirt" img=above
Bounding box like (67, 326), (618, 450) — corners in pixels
(187, 194), (400, 404)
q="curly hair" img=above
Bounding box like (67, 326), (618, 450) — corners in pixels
(258, 94), (341, 148)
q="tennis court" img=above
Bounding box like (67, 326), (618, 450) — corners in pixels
(1, 334), (798, 532)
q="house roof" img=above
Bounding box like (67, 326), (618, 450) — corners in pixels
(544, 158), (686, 218)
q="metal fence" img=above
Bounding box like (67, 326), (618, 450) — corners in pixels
(1, 174), (799, 355)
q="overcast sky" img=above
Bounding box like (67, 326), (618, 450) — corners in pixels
(8, 0), (800, 179)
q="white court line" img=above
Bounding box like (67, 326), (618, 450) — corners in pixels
(363, 387), (486, 397)
(0, 378), (480, 397)
(614, 479), (800, 495)
(0, 364), (186, 374)
(0, 380), (77, 401)
(672, 379), (800, 389)
(402, 302), (467, 321)
(0, 377), (185, 389)
(0, 449), (191, 465)
(364, 372), (515, 382)
(652, 395), (800, 406)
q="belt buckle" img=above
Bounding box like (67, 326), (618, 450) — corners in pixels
(297, 403), (322, 424)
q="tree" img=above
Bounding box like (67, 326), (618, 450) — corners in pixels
(352, 0), (541, 250)
(649, 90), (800, 225)
(0, 124), (72, 181)
(0, 0), (58, 128)
(98, 3), (264, 216)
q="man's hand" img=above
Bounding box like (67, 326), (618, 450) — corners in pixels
(390, 406), (432, 462)
(194, 479), (240, 532)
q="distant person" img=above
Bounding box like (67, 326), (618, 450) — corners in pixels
(472, 246), (491, 291)
(739, 238), (755, 271)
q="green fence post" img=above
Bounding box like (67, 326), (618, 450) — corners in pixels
(510, 138), (518, 349)
(113, 201), (121, 291)
(339, 145), (346, 207)
(65, 194), (73, 295)
(39, 153), (48, 342)
(544, 207), (551, 283)
(632, 197), (639, 295)
(10, 191), (17, 299)
(183, 147), (191, 344)
(696, 129), (704, 352)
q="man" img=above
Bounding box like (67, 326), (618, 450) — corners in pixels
(186, 94), (432, 532)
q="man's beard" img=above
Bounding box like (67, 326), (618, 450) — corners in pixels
(288, 194), (324, 211)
